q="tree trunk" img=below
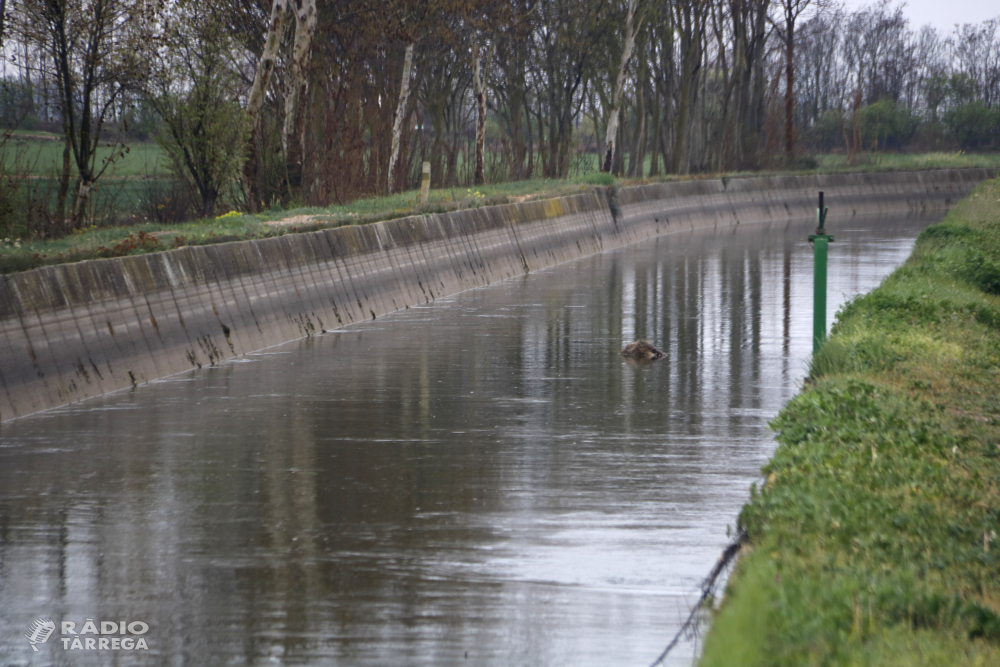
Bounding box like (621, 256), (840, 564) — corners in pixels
(524, 96), (534, 179)
(243, 0), (288, 211)
(429, 101), (445, 188)
(589, 92), (604, 172)
(506, 49), (527, 181)
(649, 79), (660, 176)
(0, 0), (6, 54)
(472, 40), (487, 186)
(612, 115), (625, 175)
(784, 18), (795, 159)
(399, 72), (422, 191)
(558, 102), (575, 177)
(674, 69), (691, 173)
(56, 121), (71, 233)
(603, 0), (640, 173)
(655, 14), (675, 173)
(630, 81), (646, 177)
(201, 189), (219, 218)
(71, 178), (92, 225)
(751, 1), (766, 159)
(507, 85), (526, 180)
(545, 70), (558, 177)
(673, 1), (704, 174)
(387, 43), (415, 194)
(283, 0), (317, 192)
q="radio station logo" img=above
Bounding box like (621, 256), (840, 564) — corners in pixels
(24, 619), (55, 652)
(25, 618), (150, 652)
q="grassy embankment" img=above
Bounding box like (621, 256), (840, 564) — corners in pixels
(0, 176), (597, 274)
(2, 136), (1000, 275)
(699, 179), (1000, 665)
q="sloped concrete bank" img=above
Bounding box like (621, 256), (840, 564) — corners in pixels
(0, 168), (992, 422)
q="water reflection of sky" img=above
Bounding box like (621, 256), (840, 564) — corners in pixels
(0, 213), (932, 666)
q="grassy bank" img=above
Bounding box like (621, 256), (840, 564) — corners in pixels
(1, 153), (999, 275)
(0, 178), (591, 274)
(699, 179), (1000, 665)
(814, 151), (1000, 172)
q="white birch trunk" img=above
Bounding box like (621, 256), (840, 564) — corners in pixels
(243, 0), (288, 208)
(387, 43), (415, 194)
(283, 0), (317, 163)
(602, 0), (641, 173)
(473, 40), (487, 186)
(247, 0), (288, 130)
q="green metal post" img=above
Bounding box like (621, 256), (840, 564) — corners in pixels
(808, 191), (833, 354)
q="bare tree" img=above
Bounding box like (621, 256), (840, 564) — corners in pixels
(148, 2), (247, 218)
(530, 0), (614, 178)
(672, 0), (707, 173)
(13, 0), (160, 231)
(771, 0), (812, 159)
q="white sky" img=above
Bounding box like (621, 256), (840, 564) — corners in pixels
(835, 0), (1000, 33)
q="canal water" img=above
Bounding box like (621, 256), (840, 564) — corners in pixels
(0, 213), (934, 666)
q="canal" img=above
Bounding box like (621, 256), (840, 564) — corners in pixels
(0, 212), (932, 666)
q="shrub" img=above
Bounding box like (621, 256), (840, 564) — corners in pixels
(859, 99), (919, 150)
(944, 101), (1000, 150)
(805, 109), (844, 152)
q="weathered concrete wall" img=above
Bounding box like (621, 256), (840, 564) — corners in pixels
(0, 168), (992, 421)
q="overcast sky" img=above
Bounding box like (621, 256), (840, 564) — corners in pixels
(836, 0), (1000, 33)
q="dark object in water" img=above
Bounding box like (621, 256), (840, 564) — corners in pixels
(620, 340), (665, 361)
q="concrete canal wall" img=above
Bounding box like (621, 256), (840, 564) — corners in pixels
(0, 168), (992, 422)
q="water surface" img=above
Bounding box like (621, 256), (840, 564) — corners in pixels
(0, 213), (933, 666)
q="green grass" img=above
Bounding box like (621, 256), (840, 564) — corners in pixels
(578, 150), (1000, 180)
(699, 178), (1000, 666)
(0, 177), (592, 273)
(1, 137), (167, 177)
(5, 133), (999, 182)
(816, 152), (1000, 172)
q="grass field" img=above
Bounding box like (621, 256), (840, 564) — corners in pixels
(699, 179), (1000, 666)
(6, 133), (1000, 181)
(1, 135), (167, 177)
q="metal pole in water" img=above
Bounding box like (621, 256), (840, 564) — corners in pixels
(808, 191), (833, 354)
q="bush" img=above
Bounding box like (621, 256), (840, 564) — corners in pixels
(944, 101), (1000, 150)
(0, 78), (35, 131)
(859, 99), (919, 150)
(149, 8), (247, 218)
(137, 179), (194, 224)
(806, 109), (844, 152)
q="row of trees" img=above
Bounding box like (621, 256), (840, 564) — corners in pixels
(1, 0), (999, 234)
(796, 1), (1000, 153)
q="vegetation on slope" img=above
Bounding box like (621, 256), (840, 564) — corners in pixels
(0, 178), (600, 275)
(700, 178), (1000, 666)
(3, 157), (999, 276)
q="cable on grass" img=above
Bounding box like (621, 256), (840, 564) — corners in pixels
(648, 529), (748, 667)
